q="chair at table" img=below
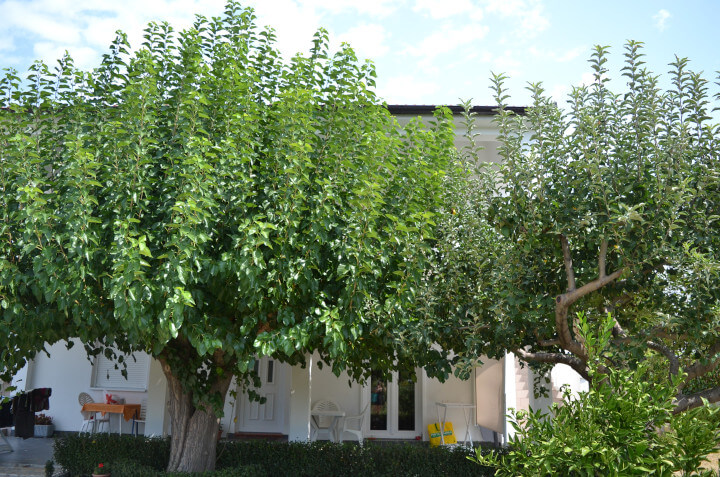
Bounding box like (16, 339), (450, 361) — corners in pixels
(131, 399), (147, 436)
(78, 392), (110, 434)
(310, 400), (340, 441)
(339, 402), (369, 445)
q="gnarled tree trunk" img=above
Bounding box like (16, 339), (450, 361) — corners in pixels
(160, 357), (233, 473)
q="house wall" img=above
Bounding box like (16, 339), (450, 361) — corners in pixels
(25, 339), (92, 432)
(18, 339), (151, 434)
(422, 369), (487, 443)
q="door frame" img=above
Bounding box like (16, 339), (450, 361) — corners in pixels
(362, 368), (422, 439)
(235, 357), (290, 434)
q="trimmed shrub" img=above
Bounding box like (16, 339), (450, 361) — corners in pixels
(215, 440), (496, 476)
(54, 434), (496, 476)
(111, 459), (266, 477)
(53, 434), (170, 476)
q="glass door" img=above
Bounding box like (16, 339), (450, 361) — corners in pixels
(367, 368), (419, 438)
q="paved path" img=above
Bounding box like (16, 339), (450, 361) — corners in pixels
(0, 437), (57, 477)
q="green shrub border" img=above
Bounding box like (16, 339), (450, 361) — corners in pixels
(54, 434), (499, 476)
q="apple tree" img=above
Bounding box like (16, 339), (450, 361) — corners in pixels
(430, 42), (720, 411)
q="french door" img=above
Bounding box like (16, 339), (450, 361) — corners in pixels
(236, 357), (288, 434)
(365, 368), (420, 438)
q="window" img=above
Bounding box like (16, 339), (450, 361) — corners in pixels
(91, 351), (150, 391)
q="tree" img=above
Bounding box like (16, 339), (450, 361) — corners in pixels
(472, 314), (720, 476)
(0, 3), (457, 471)
(431, 42), (720, 411)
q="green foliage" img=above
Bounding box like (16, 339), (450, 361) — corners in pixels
(112, 458), (266, 477)
(53, 434), (170, 476)
(53, 434), (495, 477)
(0, 0), (457, 410)
(471, 314), (720, 476)
(44, 459), (54, 477)
(433, 41), (720, 403)
(216, 440), (492, 476)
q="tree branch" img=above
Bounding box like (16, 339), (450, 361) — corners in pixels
(611, 318), (680, 377)
(647, 341), (680, 377)
(602, 293), (633, 315)
(515, 348), (590, 381)
(674, 385), (720, 413)
(534, 329), (561, 347)
(560, 234), (576, 291)
(599, 239), (608, 279)
(554, 301), (586, 359)
(561, 267), (625, 308)
(681, 341), (720, 388)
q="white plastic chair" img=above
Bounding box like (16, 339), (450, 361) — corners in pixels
(310, 400), (340, 441)
(339, 403), (369, 445)
(78, 392), (110, 434)
(131, 399), (147, 436)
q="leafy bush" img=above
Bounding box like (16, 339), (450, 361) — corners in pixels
(215, 440), (496, 476)
(111, 459), (266, 477)
(53, 434), (170, 476)
(471, 314), (720, 476)
(54, 433), (496, 476)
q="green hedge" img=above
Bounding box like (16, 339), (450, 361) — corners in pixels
(54, 434), (498, 476)
(53, 434), (170, 476)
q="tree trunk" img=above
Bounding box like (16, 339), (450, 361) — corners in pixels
(160, 357), (233, 473)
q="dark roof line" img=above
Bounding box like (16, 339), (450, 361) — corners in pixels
(386, 104), (527, 116)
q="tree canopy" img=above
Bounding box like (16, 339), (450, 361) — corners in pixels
(431, 42), (720, 410)
(0, 2), (457, 471)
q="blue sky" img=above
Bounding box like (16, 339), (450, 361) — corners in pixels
(0, 0), (718, 107)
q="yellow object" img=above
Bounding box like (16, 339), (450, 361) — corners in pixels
(428, 422), (457, 447)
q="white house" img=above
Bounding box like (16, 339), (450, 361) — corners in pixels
(5, 105), (587, 444)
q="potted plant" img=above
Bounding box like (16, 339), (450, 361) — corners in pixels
(92, 462), (110, 477)
(34, 413), (54, 438)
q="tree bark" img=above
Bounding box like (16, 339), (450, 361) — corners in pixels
(674, 385), (720, 414)
(159, 357), (233, 473)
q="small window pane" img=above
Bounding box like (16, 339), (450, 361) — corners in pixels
(370, 370), (387, 431)
(266, 360), (274, 384)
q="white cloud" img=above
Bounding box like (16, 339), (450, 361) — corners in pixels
(310, 0), (402, 18)
(490, 50), (522, 77)
(555, 46), (585, 63)
(404, 23), (489, 62)
(528, 45), (586, 63)
(0, 33), (15, 52)
(335, 24), (390, 59)
(244, 0), (324, 58)
(484, 0), (549, 39)
(0, 0), (229, 68)
(376, 74), (441, 103)
(413, 0), (482, 20)
(33, 42), (99, 69)
(653, 9), (671, 32)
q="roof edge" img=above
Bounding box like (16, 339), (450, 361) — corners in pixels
(386, 104), (527, 116)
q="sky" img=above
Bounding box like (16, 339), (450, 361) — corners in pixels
(0, 0), (718, 108)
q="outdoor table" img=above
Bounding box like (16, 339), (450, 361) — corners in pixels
(435, 402), (476, 447)
(310, 409), (345, 442)
(81, 403), (141, 435)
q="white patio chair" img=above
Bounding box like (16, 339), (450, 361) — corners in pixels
(131, 399), (147, 436)
(310, 400), (340, 441)
(78, 392), (110, 434)
(339, 402), (369, 445)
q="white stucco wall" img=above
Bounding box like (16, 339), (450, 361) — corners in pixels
(551, 363), (589, 398)
(25, 339), (92, 432)
(19, 339), (150, 434)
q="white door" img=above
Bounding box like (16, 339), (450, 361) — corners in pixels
(237, 357), (289, 434)
(365, 368), (421, 439)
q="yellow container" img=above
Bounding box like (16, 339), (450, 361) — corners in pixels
(428, 422), (457, 447)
